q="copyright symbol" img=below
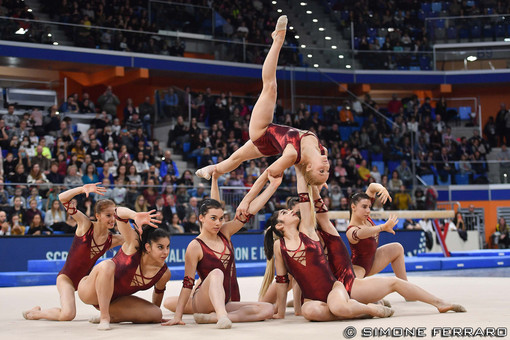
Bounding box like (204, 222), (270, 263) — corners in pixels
(343, 326), (357, 339)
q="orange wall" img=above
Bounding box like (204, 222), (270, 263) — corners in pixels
(446, 200), (510, 245)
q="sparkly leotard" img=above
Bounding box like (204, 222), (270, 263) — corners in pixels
(252, 123), (325, 164)
(318, 229), (356, 296)
(58, 225), (112, 290)
(194, 232), (240, 303)
(110, 248), (167, 302)
(280, 232), (337, 302)
(347, 217), (378, 274)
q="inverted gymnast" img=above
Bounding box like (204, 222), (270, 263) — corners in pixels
(196, 15), (330, 220)
(78, 208), (169, 330)
(162, 170), (281, 329)
(263, 167), (466, 321)
(346, 186), (408, 281)
(22, 183), (124, 321)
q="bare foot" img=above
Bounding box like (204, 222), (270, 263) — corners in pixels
(271, 15), (288, 40)
(22, 306), (41, 320)
(195, 165), (216, 180)
(437, 303), (466, 313)
(193, 313), (217, 324)
(368, 303), (394, 318)
(382, 299), (392, 308)
(216, 315), (232, 329)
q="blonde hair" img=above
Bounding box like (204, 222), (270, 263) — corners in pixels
(297, 163), (324, 186)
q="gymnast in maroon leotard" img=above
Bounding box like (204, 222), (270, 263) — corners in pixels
(346, 184), (408, 281)
(23, 183), (123, 322)
(196, 15), (329, 224)
(263, 167), (466, 321)
(252, 123), (326, 164)
(77, 208), (170, 330)
(59, 224), (113, 290)
(163, 169), (280, 329)
(347, 218), (378, 274)
(279, 231), (337, 302)
(194, 232), (240, 303)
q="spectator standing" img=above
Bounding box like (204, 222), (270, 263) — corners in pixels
(495, 103), (507, 146)
(97, 86), (120, 118)
(163, 87), (179, 119)
(3, 104), (20, 128)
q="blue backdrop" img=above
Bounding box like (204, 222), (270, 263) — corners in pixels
(0, 231), (424, 272)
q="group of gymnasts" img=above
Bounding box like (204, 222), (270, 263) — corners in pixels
(22, 15), (465, 330)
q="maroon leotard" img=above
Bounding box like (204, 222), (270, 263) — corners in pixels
(110, 248), (168, 302)
(317, 229), (356, 296)
(347, 217), (378, 274)
(252, 123), (325, 164)
(194, 232), (240, 303)
(280, 232), (337, 303)
(58, 224), (113, 290)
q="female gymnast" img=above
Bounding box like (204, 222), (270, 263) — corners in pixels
(196, 15), (330, 215)
(22, 183), (124, 321)
(346, 184), (407, 280)
(78, 207), (169, 330)
(162, 170), (279, 329)
(263, 168), (466, 321)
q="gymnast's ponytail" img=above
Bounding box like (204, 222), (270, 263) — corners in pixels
(259, 212), (283, 299)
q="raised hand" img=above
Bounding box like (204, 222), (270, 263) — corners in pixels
(235, 201), (250, 221)
(83, 183), (107, 197)
(376, 187), (392, 205)
(381, 214), (398, 234)
(134, 210), (160, 232)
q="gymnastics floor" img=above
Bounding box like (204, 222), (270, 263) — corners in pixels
(1, 274), (509, 340)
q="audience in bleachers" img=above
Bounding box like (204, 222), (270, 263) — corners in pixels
(0, 83), (504, 236)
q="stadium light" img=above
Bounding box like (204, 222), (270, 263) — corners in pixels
(300, 44), (306, 48)
(306, 10), (312, 14)
(325, 36), (332, 40)
(332, 45), (337, 49)
(466, 56), (477, 62)
(289, 26), (294, 30)
(53, 42), (59, 45)
(338, 55), (344, 59)
(300, 2), (307, 5)
(346, 65), (352, 69)
(307, 54), (313, 58)
(313, 19), (318, 22)
(319, 27), (325, 31)
(295, 35), (300, 39)
(272, 1), (277, 4)
(277, 9), (282, 13)
(313, 64), (319, 67)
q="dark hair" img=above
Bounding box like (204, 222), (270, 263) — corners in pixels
(348, 192), (371, 219)
(263, 211), (284, 260)
(140, 225), (170, 253)
(286, 197), (299, 210)
(199, 199), (222, 216)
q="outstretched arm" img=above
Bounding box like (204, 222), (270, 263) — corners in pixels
(153, 269), (171, 307)
(295, 166), (314, 235)
(346, 214), (399, 244)
(236, 152), (294, 219)
(311, 185), (338, 236)
(222, 172), (283, 238)
(273, 241), (288, 319)
(162, 241), (200, 326)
